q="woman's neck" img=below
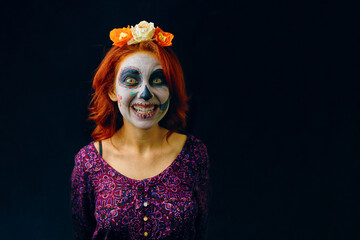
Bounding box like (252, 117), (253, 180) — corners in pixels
(112, 120), (168, 155)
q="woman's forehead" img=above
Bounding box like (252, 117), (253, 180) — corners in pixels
(118, 52), (162, 71)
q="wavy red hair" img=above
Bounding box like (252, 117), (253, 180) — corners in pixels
(88, 41), (188, 142)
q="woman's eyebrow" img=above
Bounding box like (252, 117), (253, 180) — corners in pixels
(149, 69), (165, 79)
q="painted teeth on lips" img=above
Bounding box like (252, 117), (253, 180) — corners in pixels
(132, 104), (157, 114)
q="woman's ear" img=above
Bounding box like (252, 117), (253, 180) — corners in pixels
(108, 87), (117, 102)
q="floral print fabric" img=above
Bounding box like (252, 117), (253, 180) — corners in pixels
(71, 135), (209, 240)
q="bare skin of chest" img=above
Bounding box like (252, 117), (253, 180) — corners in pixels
(94, 133), (186, 180)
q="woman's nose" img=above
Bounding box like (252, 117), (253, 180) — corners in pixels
(139, 85), (153, 101)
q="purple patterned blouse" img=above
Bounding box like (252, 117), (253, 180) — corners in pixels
(71, 135), (209, 240)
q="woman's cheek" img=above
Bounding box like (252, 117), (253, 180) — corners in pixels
(130, 90), (139, 97)
(154, 87), (170, 104)
(116, 86), (134, 108)
(117, 94), (122, 107)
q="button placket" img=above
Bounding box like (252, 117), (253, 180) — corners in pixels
(143, 181), (150, 209)
(142, 181), (152, 238)
(135, 182), (144, 210)
(136, 181), (152, 238)
(143, 216), (151, 238)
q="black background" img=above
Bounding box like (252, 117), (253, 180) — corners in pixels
(1, 0), (359, 239)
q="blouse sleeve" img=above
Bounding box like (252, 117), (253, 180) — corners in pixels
(71, 150), (96, 240)
(194, 142), (210, 240)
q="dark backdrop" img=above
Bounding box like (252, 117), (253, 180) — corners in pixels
(1, 0), (359, 239)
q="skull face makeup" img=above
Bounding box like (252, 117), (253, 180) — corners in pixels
(110, 52), (170, 130)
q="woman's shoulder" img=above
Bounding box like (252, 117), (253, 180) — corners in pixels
(74, 141), (99, 169)
(185, 133), (207, 150)
(182, 133), (208, 162)
(183, 134), (209, 177)
(75, 141), (97, 156)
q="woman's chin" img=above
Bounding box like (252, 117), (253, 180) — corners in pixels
(126, 115), (161, 130)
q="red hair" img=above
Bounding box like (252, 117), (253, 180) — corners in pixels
(88, 41), (188, 141)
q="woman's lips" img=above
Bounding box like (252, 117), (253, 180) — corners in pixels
(131, 104), (159, 119)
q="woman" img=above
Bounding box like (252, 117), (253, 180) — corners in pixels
(71, 21), (210, 240)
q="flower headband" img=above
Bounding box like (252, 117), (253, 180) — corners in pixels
(109, 20), (174, 48)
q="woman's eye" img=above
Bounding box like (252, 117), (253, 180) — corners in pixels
(152, 78), (163, 84)
(125, 77), (138, 84)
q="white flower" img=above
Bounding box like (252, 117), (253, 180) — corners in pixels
(127, 20), (155, 45)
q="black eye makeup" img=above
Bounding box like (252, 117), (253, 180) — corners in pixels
(118, 67), (142, 88)
(149, 69), (167, 87)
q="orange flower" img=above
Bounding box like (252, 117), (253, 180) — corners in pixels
(109, 26), (133, 47)
(154, 27), (174, 47)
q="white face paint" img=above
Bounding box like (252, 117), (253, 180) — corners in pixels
(112, 52), (170, 130)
